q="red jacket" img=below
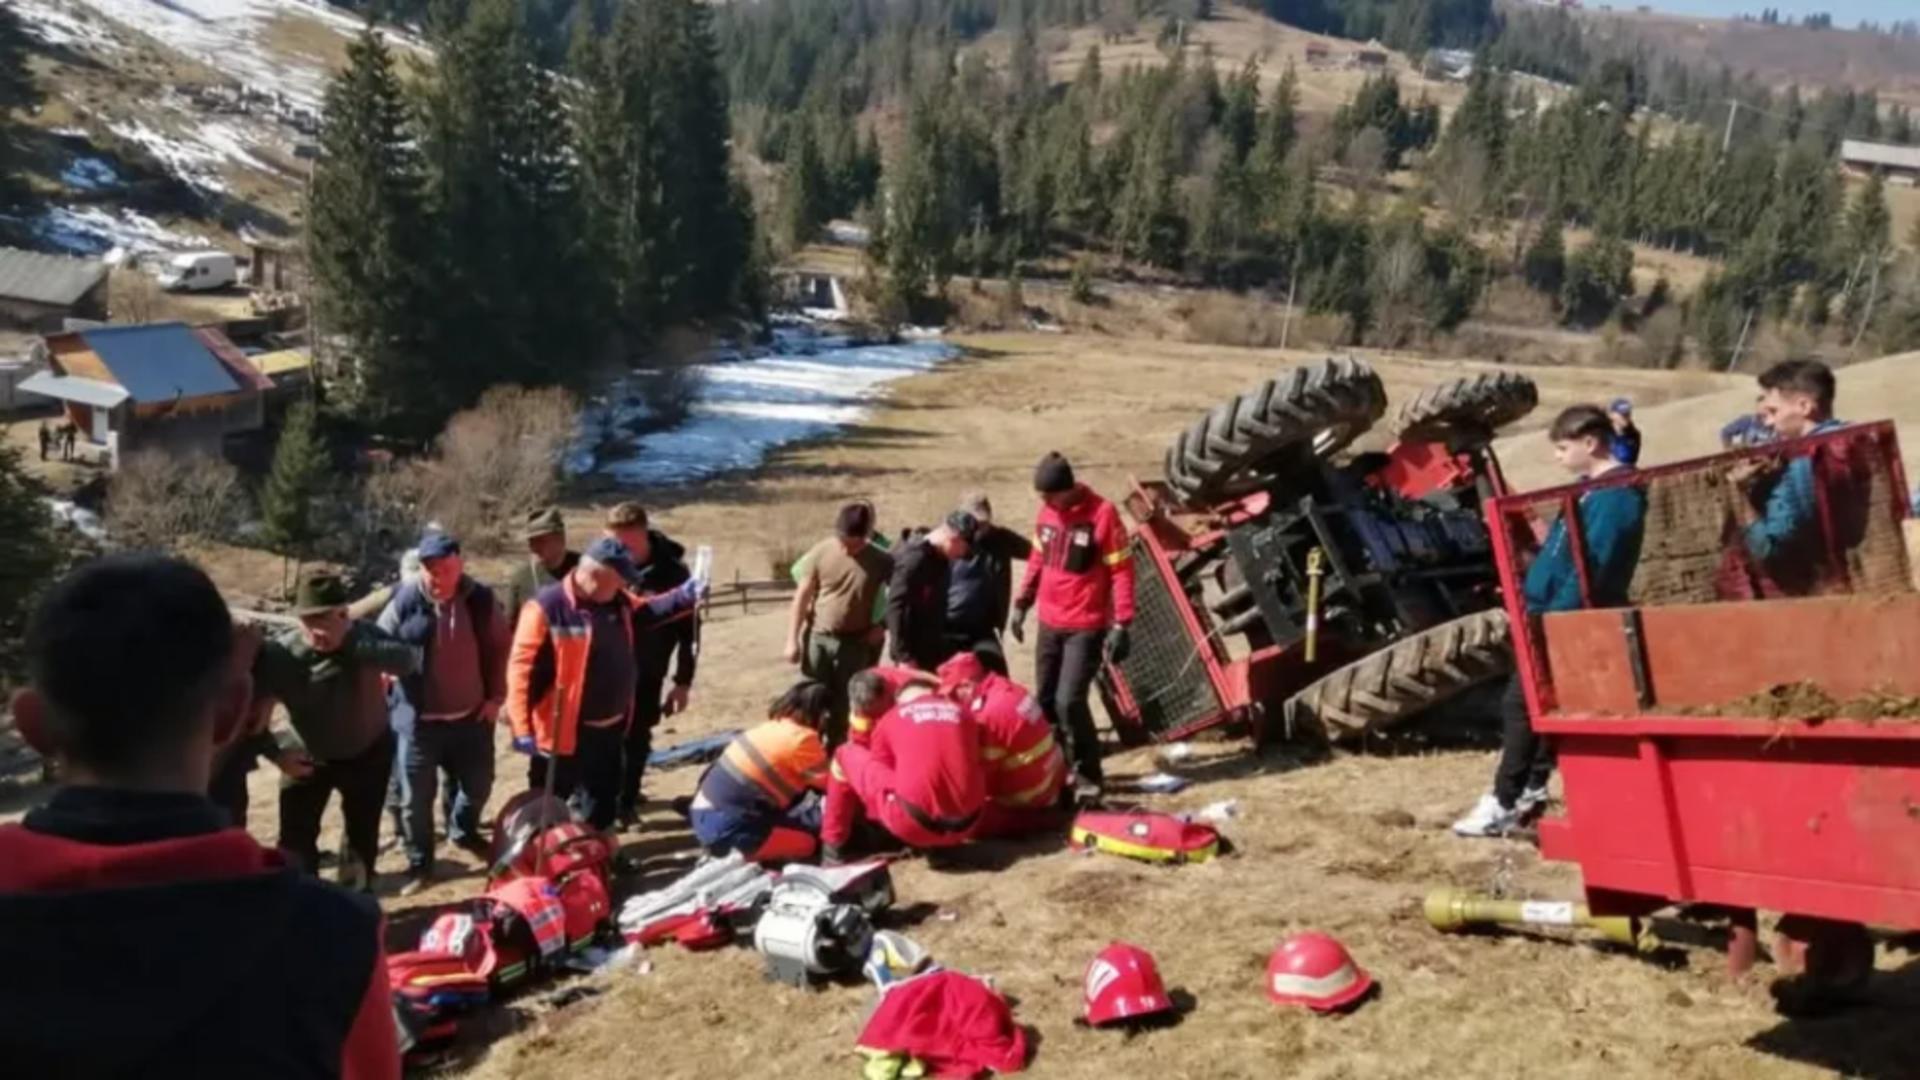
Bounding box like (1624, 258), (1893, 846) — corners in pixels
(963, 672), (1065, 809)
(856, 970), (1029, 1077)
(1017, 484), (1135, 631)
(871, 695), (987, 826)
(0, 787), (398, 1080)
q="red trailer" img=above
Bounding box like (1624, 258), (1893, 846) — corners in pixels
(1485, 420), (1919, 979)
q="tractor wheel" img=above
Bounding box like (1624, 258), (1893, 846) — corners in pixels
(1164, 356), (1387, 505)
(1390, 372), (1540, 447)
(1281, 608), (1512, 744)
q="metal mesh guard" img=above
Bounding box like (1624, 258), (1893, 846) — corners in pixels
(1112, 537), (1223, 739)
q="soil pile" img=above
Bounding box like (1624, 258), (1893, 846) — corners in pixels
(1682, 681), (1920, 722)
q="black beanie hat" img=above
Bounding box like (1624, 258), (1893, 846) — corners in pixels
(1034, 452), (1075, 494)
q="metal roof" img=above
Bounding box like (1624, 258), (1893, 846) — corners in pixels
(18, 371), (130, 408)
(0, 247), (109, 307)
(79, 322), (239, 404)
(1840, 139), (1920, 171)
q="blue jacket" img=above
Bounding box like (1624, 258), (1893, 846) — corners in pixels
(1523, 479), (1648, 615)
(1743, 419), (1847, 564)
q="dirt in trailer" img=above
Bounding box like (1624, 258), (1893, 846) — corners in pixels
(1680, 681), (1920, 723)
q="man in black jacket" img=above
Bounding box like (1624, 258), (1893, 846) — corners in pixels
(944, 493), (1032, 675)
(606, 502), (700, 827)
(0, 555), (399, 1079)
(885, 511), (977, 671)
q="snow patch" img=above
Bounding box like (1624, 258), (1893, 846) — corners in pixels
(45, 499), (108, 543)
(23, 205), (203, 255)
(60, 156), (121, 192)
(574, 332), (957, 488)
(15, 0), (126, 53)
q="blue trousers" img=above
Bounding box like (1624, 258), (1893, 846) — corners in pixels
(395, 717), (496, 871)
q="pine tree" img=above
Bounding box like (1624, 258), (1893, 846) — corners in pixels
(260, 400), (329, 559)
(0, 1), (39, 216)
(0, 444), (63, 682)
(1220, 56), (1260, 164)
(1523, 210), (1566, 296)
(310, 24), (438, 438)
(781, 118), (832, 251)
(1842, 171), (1892, 259)
(1252, 63), (1299, 180)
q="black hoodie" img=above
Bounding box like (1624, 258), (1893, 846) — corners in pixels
(0, 787), (397, 1079)
(630, 528), (699, 687)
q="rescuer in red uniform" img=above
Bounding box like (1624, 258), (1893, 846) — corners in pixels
(821, 671), (986, 863)
(1010, 452), (1135, 801)
(938, 651), (1068, 838)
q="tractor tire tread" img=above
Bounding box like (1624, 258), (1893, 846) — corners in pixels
(1391, 372), (1541, 447)
(1283, 608), (1513, 743)
(1163, 356), (1387, 505)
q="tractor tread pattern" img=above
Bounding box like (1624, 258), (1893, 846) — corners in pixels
(1284, 608), (1513, 743)
(1164, 356), (1387, 506)
(1390, 371), (1540, 447)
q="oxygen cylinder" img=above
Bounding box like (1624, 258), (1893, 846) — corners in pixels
(1424, 888), (1655, 953)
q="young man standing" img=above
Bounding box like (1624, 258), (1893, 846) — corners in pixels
(508, 538), (703, 829)
(1011, 452), (1134, 801)
(504, 507), (578, 619)
(1455, 406), (1647, 838)
(1725, 359), (1849, 595)
(945, 493), (1033, 675)
(378, 530), (509, 895)
(0, 555), (397, 1078)
(786, 501), (895, 748)
(254, 570), (419, 888)
(604, 502), (699, 827)
(885, 511), (977, 671)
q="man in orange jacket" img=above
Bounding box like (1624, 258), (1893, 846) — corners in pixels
(0, 556), (398, 1078)
(938, 651), (1068, 836)
(1010, 452), (1135, 799)
(509, 538), (703, 829)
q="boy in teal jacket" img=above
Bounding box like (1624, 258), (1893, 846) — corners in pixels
(1455, 405), (1647, 838)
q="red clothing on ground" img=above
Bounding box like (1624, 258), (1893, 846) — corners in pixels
(823, 695), (985, 848)
(1016, 484), (1135, 631)
(856, 970), (1029, 1077)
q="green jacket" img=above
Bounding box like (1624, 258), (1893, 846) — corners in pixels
(504, 551), (579, 621)
(252, 622), (418, 761)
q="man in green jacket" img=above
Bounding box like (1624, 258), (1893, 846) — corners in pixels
(252, 570), (419, 890)
(503, 507), (578, 619)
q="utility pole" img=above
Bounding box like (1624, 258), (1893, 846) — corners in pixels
(1279, 267), (1299, 351)
(1722, 100), (1739, 154)
(1851, 256), (1884, 353)
(1727, 307), (1755, 371)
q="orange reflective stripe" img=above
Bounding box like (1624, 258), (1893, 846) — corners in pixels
(850, 713), (874, 733)
(1103, 547), (1131, 567)
(981, 746), (1008, 762)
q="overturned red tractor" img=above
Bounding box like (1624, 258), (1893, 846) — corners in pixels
(1098, 357), (1539, 748)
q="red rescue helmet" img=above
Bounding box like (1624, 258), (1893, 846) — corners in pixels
(1083, 942), (1174, 1026)
(1266, 932), (1373, 1012)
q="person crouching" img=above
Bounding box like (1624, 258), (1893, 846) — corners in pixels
(938, 651), (1069, 838)
(820, 670), (987, 864)
(688, 681), (833, 863)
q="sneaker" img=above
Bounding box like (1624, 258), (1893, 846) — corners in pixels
(1451, 792), (1521, 838)
(1072, 777), (1104, 809)
(1514, 786), (1551, 822)
(398, 870), (434, 898)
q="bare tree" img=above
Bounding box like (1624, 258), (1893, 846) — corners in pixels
(1370, 233), (1429, 346)
(1344, 127), (1388, 191)
(105, 451), (245, 551)
(109, 267), (164, 325)
(1432, 141), (1490, 225)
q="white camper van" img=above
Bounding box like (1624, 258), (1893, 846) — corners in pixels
(155, 251), (237, 292)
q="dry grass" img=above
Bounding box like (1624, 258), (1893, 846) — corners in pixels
(24, 332), (1920, 1077)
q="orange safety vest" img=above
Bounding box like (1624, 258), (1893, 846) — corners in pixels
(507, 575), (634, 758)
(707, 719), (828, 811)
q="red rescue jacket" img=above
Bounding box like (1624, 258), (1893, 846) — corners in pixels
(963, 672), (1065, 809)
(1017, 485), (1135, 631)
(871, 695), (987, 827)
(850, 665), (934, 746)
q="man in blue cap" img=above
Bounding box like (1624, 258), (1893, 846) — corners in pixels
(377, 529), (510, 896)
(1608, 398), (1641, 467)
(508, 537), (706, 828)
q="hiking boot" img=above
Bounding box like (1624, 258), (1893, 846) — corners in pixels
(398, 869), (434, 898)
(1451, 792), (1520, 838)
(452, 834), (492, 862)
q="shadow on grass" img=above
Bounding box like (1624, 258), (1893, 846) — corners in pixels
(1746, 955), (1920, 1080)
